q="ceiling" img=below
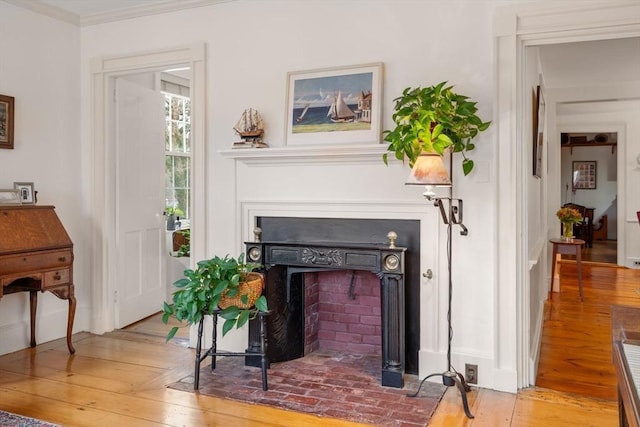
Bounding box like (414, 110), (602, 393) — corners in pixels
(3, 0), (230, 26)
(539, 37), (640, 90)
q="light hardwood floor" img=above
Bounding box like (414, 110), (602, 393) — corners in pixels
(1, 262), (638, 426)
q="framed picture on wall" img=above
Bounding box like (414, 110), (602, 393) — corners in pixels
(0, 94), (15, 150)
(572, 161), (597, 190)
(284, 62), (383, 146)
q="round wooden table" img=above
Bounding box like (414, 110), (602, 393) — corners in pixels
(549, 238), (585, 301)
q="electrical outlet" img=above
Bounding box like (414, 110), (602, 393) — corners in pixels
(465, 364), (478, 385)
(633, 260), (640, 266)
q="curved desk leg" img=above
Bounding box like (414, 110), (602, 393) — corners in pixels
(67, 294), (76, 354)
(29, 290), (38, 347)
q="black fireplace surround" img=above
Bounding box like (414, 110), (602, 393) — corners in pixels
(244, 217), (421, 388)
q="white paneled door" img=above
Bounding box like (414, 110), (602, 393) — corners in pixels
(114, 78), (166, 328)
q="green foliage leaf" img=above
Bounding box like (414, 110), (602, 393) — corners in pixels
(220, 306), (240, 320)
(236, 310), (250, 329)
(462, 158), (474, 176)
(254, 295), (268, 312)
(166, 326), (179, 342)
(162, 310), (171, 324)
(173, 278), (190, 288)
(222, 319), (236, 336)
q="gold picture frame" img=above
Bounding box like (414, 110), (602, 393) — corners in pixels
(0, 94), (15, 149)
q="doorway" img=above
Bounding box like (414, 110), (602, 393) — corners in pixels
(494, 3), (640, 390)
(559, 131), (618, 265)
(90, 44), (206, 335)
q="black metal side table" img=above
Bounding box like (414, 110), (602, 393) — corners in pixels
(194, 308), (271, 391)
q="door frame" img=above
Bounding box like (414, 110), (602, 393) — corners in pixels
(90, 43), (206, 334)
(494, 1), (640, 391)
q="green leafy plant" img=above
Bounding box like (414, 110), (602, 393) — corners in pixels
(382, 81), (491, 175)
(165, 206), (184, 216)
(162, 253), (268, 341)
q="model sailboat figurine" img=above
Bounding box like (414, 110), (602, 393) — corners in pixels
(234, 108), (264, 138)
(232, 108), (268, 148)
(327, 91), (355, 123)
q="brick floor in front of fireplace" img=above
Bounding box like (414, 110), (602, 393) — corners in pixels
(172, 349), (446, 427)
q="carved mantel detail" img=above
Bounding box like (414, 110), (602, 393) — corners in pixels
(301, 248), (343, 266)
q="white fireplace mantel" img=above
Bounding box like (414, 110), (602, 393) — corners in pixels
(219, 144), (388, 165)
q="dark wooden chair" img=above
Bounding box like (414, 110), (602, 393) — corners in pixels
(592, 215), (608, 241)
(562, 203), (594, 247)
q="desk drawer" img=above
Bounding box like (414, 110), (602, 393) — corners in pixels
(0, 249), (72, 275)
(43, 269), (70, 288)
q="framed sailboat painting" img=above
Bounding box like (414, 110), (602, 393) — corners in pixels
(285, 63), (383, 146)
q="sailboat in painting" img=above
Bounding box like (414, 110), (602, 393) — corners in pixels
(327, 91), (355, 123)
(296, 104), (309, 122)
(234, 108), (264, 138)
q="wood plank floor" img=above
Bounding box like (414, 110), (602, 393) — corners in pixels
(0, 262), (638, 426)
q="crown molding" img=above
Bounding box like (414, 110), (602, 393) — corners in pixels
(3, 0), (79, 25)
(2, 0), (234, 27)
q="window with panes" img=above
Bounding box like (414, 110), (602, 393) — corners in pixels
(164, 93), (191, 222)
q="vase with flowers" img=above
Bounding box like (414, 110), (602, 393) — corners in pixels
(556, 207), (583, 241)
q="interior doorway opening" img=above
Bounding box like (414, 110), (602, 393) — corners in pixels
(559, 131), (618, 265)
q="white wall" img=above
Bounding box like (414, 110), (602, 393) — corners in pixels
(0, 3), (88, 354)
(78, 0), (502, 388)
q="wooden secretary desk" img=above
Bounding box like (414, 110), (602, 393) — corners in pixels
(0, 205), (76, 353)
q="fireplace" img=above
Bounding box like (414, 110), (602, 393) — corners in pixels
(244, 217), (421, 388)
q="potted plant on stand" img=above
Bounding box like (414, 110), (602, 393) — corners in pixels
(162, 253), (268, 341)
(382, 81), (491, 174)
(165, 206), (184, 231)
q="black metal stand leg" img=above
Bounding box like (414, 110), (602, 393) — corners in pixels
(211, 314), (218, 370)
(259, 313), (268, 391)
(407, 371), (474, 419)
(194, 317), (205, 390)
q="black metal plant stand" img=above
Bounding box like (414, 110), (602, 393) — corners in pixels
(406, 191), (474, 419)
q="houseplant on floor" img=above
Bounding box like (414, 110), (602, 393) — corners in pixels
(162, 253), (268, 340)
(382, 81), (491, 175)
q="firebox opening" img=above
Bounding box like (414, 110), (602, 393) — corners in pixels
(255, 216), (420, 375)
(306, 270), (382, 357)
(263, 269), (382, 364)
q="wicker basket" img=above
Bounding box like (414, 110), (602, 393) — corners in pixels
(218, 272), (264, 309)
